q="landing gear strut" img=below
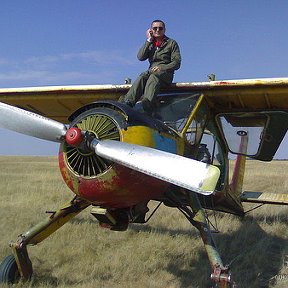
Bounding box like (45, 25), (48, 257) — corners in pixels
(167, 189), (234, 287)
(0, 197), (90, 284)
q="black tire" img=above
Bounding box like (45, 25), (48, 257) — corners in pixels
(0, 255), (20, 284)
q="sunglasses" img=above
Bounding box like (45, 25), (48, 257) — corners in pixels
(152, 26), (164, 31)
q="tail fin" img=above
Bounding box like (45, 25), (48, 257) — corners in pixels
(230, 132), (248, 197)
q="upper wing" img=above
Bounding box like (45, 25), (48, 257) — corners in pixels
(0, 84), (130, 122)
(173, 77), (288, 111)
(1, 77), (288, 123)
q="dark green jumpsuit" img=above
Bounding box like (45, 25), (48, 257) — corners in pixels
(124, 36), (181, 108)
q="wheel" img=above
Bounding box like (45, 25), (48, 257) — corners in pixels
(0, 255), (20, 284)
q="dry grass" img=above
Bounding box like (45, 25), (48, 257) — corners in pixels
(0, 157), (287, 288)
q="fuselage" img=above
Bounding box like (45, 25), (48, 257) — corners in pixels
(57, 96), (246, 216)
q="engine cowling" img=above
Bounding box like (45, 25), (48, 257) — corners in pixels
(58, 106), (169, 208)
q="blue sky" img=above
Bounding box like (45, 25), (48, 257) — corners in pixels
(1, 1), (288, 158)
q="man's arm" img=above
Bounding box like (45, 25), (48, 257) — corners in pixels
(162, 40), (181, 71)
(137, 41), (153, 61)
(137, 28), (154, 61)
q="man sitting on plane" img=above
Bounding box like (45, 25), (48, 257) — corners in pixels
(121, 19), (181, 115)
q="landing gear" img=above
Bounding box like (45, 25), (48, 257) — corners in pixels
(166, 189), (234, 287)
(187, 192), (234, 287)
(0, 197), (90, 284)
(0, 255), (20, 284)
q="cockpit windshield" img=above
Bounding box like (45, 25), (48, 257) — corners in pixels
(155, 93), (201, 132)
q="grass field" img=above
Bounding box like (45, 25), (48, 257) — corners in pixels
(0, 156), (287, 288)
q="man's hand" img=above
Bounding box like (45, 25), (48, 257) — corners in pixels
(151, 66), (161, 73)
(146, 29), (153, 42)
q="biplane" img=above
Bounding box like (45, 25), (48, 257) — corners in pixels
(0, 77), (288, 287)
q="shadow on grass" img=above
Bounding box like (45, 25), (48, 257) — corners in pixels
(215, 216), (287, 288)
(165, 216), (287, 288)
(40, 211), (286, 287)
(129, 215), (286, 288)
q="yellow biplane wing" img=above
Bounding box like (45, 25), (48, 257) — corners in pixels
(177, 77), (288, 111)
(0, 84), (130, 122)
(1, 77), (288, 122)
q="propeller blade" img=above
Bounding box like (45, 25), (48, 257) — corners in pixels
(91, 139), (220, 195)
(0, 102), (67, 142)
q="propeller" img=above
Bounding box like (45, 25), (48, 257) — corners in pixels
(0, 102), (66, 142)
(0, 102), (220, 195)
(90, 139), (220, 195)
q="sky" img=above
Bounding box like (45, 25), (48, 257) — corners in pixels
(1, 0), (288, 158)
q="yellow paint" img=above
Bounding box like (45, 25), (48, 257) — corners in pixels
(60, 165), (80, 192)
(181, 94), (205, 137)
(2, 77), (288, 121)
(241, 192), (288, 205)
(122, 126), (156, 147)
(27, 201), (90, 245)
(121, 125), (186, 155)
(200, 165), (221, 193)
(177, 139), (185, 155)
(28, 212), (79, 244)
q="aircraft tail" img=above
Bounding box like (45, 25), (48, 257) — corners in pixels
(229, 133), (248, 201)
(229, 133), (288, 207)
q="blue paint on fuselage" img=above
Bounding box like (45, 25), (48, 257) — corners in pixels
(154, 133), (177, 154)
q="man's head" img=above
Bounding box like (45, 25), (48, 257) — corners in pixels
(151, 20), (166, 39)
